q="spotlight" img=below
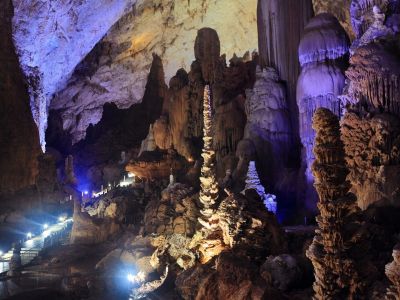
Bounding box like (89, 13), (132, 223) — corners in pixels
(0, 250), (3, 256)
(84, 191), (89, 195)
(58, 216), (66, 222)
(43, 223), (49, 230)
(127, 271), (146, 284)
(128, 173), (135, 178)
(27, 232), (33, 239)
(42, 230), (51, 238)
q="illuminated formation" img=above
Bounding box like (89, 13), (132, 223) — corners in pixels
(198, 85), (219, 230)
(306, 108), (366, 299)
(243, 161), (277, 214)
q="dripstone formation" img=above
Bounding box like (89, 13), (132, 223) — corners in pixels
(306, 108), (367, 299)
(297, 13), (350, 211)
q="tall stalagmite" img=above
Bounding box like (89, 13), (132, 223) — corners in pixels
(198, 85), (219, 229)
(297, 13), (350, 211)
(306, 108), (365, 299)
(0, 0), (41, 193)
(257, 0), (314, 134)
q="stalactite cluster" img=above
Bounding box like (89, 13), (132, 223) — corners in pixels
(306, 108), (365, 300)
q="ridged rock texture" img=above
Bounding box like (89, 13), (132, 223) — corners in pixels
(0, 0), (41, 193)
(306, 108), (367, 299)
(297, 13), (350, 211)
(198, 85), (219, 230)
(257, 0), (314, 135)
(51, 0), (258, 143)
(340, 7), (400, 209)
(385, 243), (400, 299)
(242, 67), (294, 209)
(12, 0), (136, 150)
(341, 112), (400, 209)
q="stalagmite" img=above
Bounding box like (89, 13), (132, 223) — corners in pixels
(306, 108), (366, 299)
(243, 161), (277, 214)
(198, 85), (219, 230)
(297, 13), (350, 211)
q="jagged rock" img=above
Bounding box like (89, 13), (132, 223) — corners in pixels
(260, 255), (303, 291)
(176, 251), (286, 300)
(51, 0), (258, 143)
(350, 0), (391, 38)
(193, 191), (287, 263)
(71, 200), (120, 245)
(297, 13), (349, 211)
(306, 108), (368, 299)
(341, 112), (400, 209)
(257, 0), (314, 133)
(0, 0), (41, 193)
(144, 183), (199, 236)
(126, 148), (188, 180)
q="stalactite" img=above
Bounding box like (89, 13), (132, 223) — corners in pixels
(198, 85), (219, 230)
(351, 0), (389, 38)
(306, 108), (366, 300)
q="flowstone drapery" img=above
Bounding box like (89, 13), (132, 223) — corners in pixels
(297, 13), (350, 211)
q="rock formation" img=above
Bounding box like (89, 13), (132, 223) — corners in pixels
(143, 183), (199, 236)
(340, 5), (400, 209)
(242, 67), (294, 206)
(50, 0), (258, 143)
(306, 108), (366, 299)
(385, 243), (400, 299)
(243, 161), (277, 214)
(297, 13), (350, 211)
(257, 0), (314, 134)
(11, 0), (136, 149)
(341, 112), (400, 209)
(0, 0), (41, 193)
(198, 85), (219, 230)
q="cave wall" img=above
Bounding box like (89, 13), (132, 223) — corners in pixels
(11, 0), (137, 150)
(0, 0), (41, 194)
(51, 0), (258, 144)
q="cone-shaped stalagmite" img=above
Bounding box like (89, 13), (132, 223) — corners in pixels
(198, 85), (219, 230)
(306, 108), (366, 299)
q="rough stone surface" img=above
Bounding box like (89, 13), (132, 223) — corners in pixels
(385, 243), (400, 299)
(52, 0), (258, 143)
(341, 112), (400, 209)
(12, 0), (136, 149)
(306, 108), (368, 299)
(0, 0), (41, 193)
